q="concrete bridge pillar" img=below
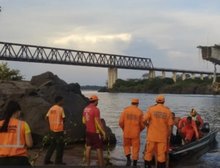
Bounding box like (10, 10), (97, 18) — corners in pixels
(208, 74), (212, 79)
(182, 73), (186, 80)
(162, 71), (166, 79)
(149, 70), (156, 79)
(172, 72), (177, 83)
(213, 63), (217, 84)
(191, 73), (195, 79)
(108, 67), (118, 89)
(200, 74), (204, 80)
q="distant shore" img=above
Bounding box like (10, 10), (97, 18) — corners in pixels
(98, 77), (220, 95)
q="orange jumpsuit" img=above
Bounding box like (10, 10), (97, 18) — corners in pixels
(178, 117), (199, 142)
(119, 105), (144, 160)
(143, 104), (173, 162)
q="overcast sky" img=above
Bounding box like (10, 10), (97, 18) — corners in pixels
(1, 0), (220, 85)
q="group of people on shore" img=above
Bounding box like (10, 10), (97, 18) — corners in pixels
(81, 94), (205, 168)
(0, 94), (204, 167)
(118, 95), (204, 168)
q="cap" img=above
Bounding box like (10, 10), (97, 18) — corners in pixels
(131, 98), (139, 104)
(156, 95), (165, 103)
(89, 95), (99, 102)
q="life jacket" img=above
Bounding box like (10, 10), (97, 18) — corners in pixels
(48, 105), (64, 132)
(0, 118), (27, 157)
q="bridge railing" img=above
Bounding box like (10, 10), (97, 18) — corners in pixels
(0, 42), (154, 70)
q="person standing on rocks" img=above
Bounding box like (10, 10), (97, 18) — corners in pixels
(44, 96), (66, 165)
(82, 95), (106, 167)
(119, 98), (145, 167)
(0, 100), (33, 166)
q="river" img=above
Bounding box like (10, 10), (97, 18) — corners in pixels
(83, 91), (220, 168)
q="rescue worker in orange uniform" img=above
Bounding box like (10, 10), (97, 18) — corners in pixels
(82, 95), (106, 167)
(44, 96), (66, 165)
(178, 116), (199, 143)
(0, 101), (33, 166)
(190, 108), (204, 129)
(143, 95), (173, 168)
(119, 98), (145, 167)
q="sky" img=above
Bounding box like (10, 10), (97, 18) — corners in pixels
(0, 0), (220, 85)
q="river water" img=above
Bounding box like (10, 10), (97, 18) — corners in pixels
(83, 91), (220, 168)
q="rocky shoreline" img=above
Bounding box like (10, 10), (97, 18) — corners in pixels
(0, 72), (116, 146)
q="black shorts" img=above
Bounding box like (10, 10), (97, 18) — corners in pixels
(86, 132), (103, 149)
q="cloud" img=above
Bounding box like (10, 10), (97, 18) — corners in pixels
(1, 0), (220, 85)
(53, 33), (131, 45)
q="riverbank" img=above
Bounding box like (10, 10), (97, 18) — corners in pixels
(30, 145), (118, 166)
(100, 77), (220, 94)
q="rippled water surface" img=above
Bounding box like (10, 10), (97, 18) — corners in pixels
(83, 91), (220, 167)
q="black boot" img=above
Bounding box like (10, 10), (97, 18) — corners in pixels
(157, 162), (166, 168)
(144, 160), (152, 168)
(133, 160), (137, 166)
(126, 154), (131, 166)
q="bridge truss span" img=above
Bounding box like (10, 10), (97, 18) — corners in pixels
(0, 42), (154, 70)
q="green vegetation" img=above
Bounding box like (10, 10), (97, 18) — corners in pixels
(0, 62), (23, 80)
(110, 77), (214, 94)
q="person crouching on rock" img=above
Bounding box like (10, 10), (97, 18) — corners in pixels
(82, 95), (106, 167)
(44, 96), (66, 165)
(0, 100), (33, 166)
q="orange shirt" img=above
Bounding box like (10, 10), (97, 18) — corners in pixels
(0, 118), (29, 157)
(119, 105), (145, 138)
(143, 104), (173, 143)
(46, 105), (65, 132)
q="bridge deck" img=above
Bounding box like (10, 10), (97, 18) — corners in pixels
(0, 41), (218, 75)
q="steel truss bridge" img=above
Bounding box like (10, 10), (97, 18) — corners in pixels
(0, 41), (218, 88)
(0, 42), (154, 70)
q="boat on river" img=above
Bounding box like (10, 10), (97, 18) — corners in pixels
(169, 128), (218, 160)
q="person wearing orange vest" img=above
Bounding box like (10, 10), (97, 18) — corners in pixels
(119, 98), (145, 167)
(82, 95), (106, 167)
(44, 96), (66, 165)
(178, 116), (199, 143)
(143, 95), (173, 168)
(0, 101), (33, 166)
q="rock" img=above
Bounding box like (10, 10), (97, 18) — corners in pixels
(101, 118), (116, 145)
(30, 72), (89, 142)
(0, 72), (117, 146)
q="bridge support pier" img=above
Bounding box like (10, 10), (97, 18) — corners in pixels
(200, 74), (204, 80)
(108, 67), (118, 89)
(182, 73), (186, 80)
(149, 70), (156, 79)
(213, 63), (217, 84)
(172, 72), (177, 83)
(191, 73), (195, 79)
(162, 71), (166, 79)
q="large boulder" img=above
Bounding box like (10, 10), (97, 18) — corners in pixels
(0, 72), (116, 146)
